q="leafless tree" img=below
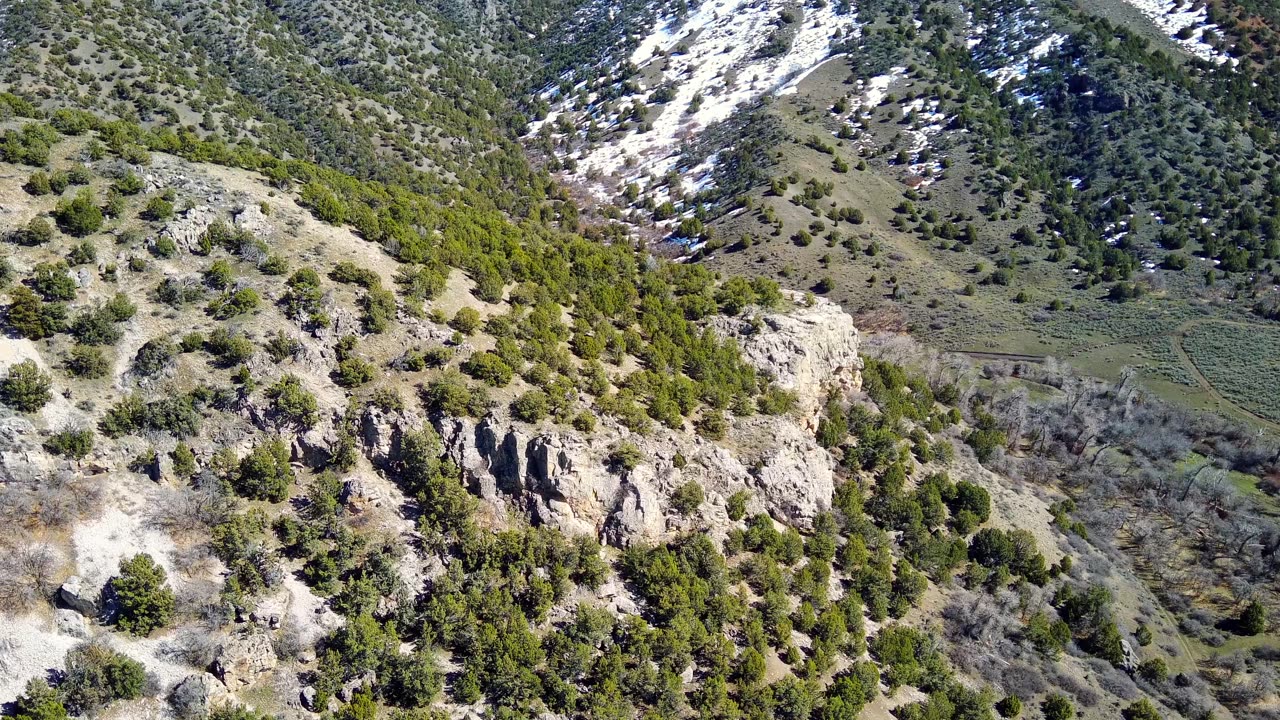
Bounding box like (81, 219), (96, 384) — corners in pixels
(149, 474), (236, 534)
(0, 540), (63, 612)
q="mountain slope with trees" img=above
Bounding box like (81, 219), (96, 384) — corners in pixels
(1, 1), (1280, 720)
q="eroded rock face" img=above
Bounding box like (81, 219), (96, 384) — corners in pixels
(710, 293), (863, 425)
(361, 406), (424, 468)
(293, 414), (340, 468)
(160, 205), (219, 253)
(0, 416), (50, 483)
(429, 409), (834, 545)
(736, 418), (834, 526)
(212, 632), (278, 689)
(600, 474), (664, 547)
(355, 294), (859, 547)
(435, 415), (609, 537)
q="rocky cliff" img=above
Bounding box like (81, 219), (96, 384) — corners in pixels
(710, 295), (864, 426)
(359, 294), (863, 546)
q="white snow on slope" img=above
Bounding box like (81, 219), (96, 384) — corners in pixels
(1116, 0), (1230, 63)
(857, 68), (904, 111)
(539, 0), (859, 202)
(0, 3), (13, 56)
(828, 67), (953, 188)
(985, 32), (1066, 88)
(966, 3), (1069, 105)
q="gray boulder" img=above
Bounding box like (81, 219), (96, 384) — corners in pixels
(212, 632), (278, 689)
(58, 576), (99, 617)
(170, 673), (228, 718)
(54, 608), (90, 638)
(300, 686), (321, 712)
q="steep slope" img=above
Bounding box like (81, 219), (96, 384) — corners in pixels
(0, 0), (567, 206)
(2, 121), (1272, 720)
(524, 0), (1280, 425)
(2, 3), (1280, 720)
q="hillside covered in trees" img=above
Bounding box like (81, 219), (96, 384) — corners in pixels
(2, 1), (1280, 720)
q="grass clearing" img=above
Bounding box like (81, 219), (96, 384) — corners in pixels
(1183, 322), (1280, 422)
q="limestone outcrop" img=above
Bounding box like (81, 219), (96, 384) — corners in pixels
(346, 293), (859, 546)
(212, 631), (278, 689)
(710, 293), (863, 426)
(427, 412), (835, 545)
(159, 205), (219, 253)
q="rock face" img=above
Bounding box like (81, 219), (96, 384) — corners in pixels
(1121, 638), (1139, 673)
(353, 294), (858, 546)
(599, 474), (664, 547)
(710, 293), (863, 425)
(361, 405), (424, 468)
(701, 416), (835, 527)
(0, 416), (52, 484)
(159, 205), (219, 253)
(434, 415), (614, 538)
(431, 408), (834, 545)
(212, 632), (278, 689)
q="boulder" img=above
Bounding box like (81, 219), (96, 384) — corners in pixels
(338, 671), (376, 702)
(170, 673), (229, 718)
(54, 608), (90, 638)
(341, 475), (386, 510)
(58, 576), (99, 617)
(212, 632), (278, 689)
(596, 580), (640, 616)
(300, 686), (321, 712)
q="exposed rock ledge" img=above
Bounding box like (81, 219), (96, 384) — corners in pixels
(709, 292), (863, 427)
(358, 294), (862, 547)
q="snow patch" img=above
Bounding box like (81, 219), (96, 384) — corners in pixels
(533, 0), (860, 205)
(985, 33), (1066, 88)
(1116, 0), (1231, 63)
(858, 67), (905, 111)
